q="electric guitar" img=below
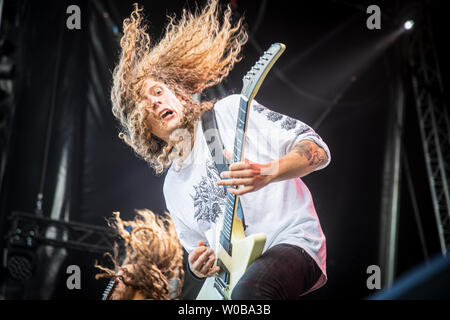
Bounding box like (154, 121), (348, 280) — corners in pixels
(196, 43), (286, 300)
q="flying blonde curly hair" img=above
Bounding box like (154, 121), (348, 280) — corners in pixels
(95, 209), (184, 300)
(111, 0), (248, 174)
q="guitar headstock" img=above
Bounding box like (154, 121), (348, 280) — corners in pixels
(241, 43), (285, 101)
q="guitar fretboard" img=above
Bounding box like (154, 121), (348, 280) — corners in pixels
(220, 97), (250, 247)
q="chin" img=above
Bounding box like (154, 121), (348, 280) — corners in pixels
(169, 117), (183, 130)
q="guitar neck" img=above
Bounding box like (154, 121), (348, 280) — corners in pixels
(220, 96), (251, 248)
(232, 96), (251, 163)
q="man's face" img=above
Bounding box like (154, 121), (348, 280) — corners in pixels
(141, 78), (186, 142)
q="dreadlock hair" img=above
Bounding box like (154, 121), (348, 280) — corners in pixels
(95, 209), (184, 300)
(110, 0), (248, 174)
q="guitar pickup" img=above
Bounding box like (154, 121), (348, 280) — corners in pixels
(220, 232), (232, 256)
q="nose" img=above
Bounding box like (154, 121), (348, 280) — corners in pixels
(142, 90), (160, 108)
(150, 96), (162, 109)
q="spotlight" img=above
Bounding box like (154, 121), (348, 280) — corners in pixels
(403, 20), (415, 30)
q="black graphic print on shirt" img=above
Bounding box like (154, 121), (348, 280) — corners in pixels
(253, 105), (302, 132)
(266, 110), (283, 122)
(253, 104), (266, 113)
(281, 117), (298, 131)
(190, 160), (227, 232)
(295, 123), (313, 136)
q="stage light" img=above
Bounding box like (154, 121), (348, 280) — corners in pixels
(403, 20), (414, 30)
(3, 217), (39, 282)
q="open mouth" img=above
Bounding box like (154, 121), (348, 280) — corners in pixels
(159, 109), (175, 120)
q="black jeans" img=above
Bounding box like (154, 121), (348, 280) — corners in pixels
(230, 243), (322, 300)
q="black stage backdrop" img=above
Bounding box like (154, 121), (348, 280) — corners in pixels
(0, 0), (448, 299)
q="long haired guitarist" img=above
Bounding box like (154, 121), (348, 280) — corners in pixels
(110, 1), (330, 299)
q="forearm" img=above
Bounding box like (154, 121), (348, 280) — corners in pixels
(269, 140), (328, 183)
(218, 140), (328, 196)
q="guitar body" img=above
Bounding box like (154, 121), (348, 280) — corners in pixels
(197, 216), (266, 300)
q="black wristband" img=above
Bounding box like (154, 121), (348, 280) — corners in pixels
(186, 259), (205, 281)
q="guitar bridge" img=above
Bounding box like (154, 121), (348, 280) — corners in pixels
(214, 259), (230, 300)
(216, 259), (230, 284)
(214, 277), (230, 300)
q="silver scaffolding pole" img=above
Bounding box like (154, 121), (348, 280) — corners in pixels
(379, 63), (405, 289)
(408, 9), (450, 256)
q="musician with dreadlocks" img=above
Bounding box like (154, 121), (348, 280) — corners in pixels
(95, 209), (184, 300)
(110, 0), (331, 299)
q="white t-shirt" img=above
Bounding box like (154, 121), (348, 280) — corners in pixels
(163, 94), (331, 292)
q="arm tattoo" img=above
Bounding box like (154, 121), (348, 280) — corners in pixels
(291, 141), (326, 167)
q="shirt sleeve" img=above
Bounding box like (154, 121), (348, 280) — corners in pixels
(251, 99), (331, 171)
(214, 94), (331, 172)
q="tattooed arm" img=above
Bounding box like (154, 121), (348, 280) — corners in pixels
(269, 140), (328, 183)
(217, 140), (328, 195)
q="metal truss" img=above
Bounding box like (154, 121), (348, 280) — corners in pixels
(5, 211), (118, 255)
(408, 14), (450, 255)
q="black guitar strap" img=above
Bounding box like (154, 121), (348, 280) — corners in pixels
(201, 109), (247, 231)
